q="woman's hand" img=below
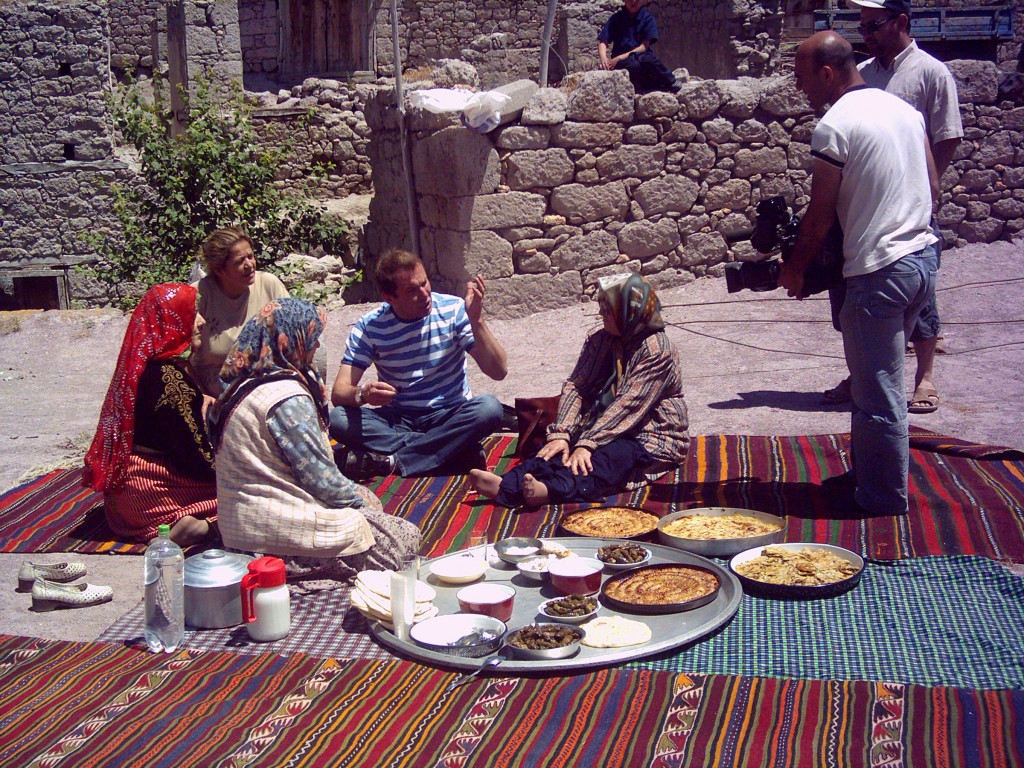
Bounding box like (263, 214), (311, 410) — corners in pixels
(566, 447), (593, 476)
(537, 439), (569, 463)
(201, 394), (216, 421)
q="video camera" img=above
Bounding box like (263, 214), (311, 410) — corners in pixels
(724, 196), (844, 298)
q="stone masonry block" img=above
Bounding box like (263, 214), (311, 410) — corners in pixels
(550, 182), (629, 225)
(412, 126), (500, 197)
(551, 229), (619, 271)
(634, 175), (700, 216)
(506, 148), (574, 189)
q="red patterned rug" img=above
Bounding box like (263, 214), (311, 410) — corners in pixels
(2, 429), (1023, 562)
(0, 634), (1019, 768)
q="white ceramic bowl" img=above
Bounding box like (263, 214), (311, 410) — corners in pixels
(516, 555), (550, 583)
(494, 537), (543, 564)
(595, 543), (652, 572)
(537, 595), (600, 625)
(409, 614), (506, 658)
(429, 555), (487, 584)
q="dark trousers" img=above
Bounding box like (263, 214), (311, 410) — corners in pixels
(617, 51), (676, 94)
(495, 437), (652, 507)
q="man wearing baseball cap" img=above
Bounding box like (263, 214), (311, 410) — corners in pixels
(821, 0), (963, 415)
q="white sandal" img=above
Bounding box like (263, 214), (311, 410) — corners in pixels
(31, 578), (113, 611)
(17, 560), (87, 592)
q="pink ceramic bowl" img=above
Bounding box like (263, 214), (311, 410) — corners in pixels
(457, 583), (516, 622)
(548, 557), (604, 596)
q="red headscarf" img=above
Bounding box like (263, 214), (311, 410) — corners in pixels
(83, 283), (198, 492)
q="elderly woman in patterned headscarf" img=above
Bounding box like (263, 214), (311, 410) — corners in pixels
(84, 283), (217, 546)
(211, 297), (420, 579)
(471, 273), (689, 507)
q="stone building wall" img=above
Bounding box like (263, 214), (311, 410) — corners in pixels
(250, 77), (375, 197)
(0, 0), (128, 306)
(108, 0), (160, 74)
(238, 0), (278, 76)
(363, 66), (1024, 319)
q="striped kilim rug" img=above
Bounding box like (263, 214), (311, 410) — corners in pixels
(2, 430), (1023, 562)
(0, 634), (1020, 768)
(99, 555), (1024, 691)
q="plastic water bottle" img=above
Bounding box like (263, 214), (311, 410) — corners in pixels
(144, 523), (185, 653)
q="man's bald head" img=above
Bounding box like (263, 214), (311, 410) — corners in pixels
(796, 31), (857, 74)
(794, 31), (863, 111)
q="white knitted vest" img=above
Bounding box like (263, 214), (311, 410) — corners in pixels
(217, 379), (374, 557)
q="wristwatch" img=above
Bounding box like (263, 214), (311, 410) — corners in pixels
(355, 386), (365, 406)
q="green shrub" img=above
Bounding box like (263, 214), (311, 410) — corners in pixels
(83, 74), (351, 308)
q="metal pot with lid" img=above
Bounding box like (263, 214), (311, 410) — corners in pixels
(184, 549), (254, 629)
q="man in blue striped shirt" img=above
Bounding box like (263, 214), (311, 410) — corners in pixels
(329, 249), (508, 478)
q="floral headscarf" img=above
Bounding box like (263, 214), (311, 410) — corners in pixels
(210, 297), (328, 448)
(596, 272), (665, 342)
(593, 273), (665, 413)
(84, 283), (198, 492)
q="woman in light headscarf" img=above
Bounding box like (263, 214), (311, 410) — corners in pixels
(471, 273), (689, 507)
(84, 283), (217, 546)
(211, 297), (420, 579)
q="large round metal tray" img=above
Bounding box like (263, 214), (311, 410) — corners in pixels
(657, 507), (786, 558)
(367, 537), (741, 673)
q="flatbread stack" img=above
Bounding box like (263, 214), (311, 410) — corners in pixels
(350, 570), (438, 629)
(579, 616), (652, 648)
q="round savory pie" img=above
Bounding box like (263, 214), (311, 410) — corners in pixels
(603, 565), (720, 606)
(662, 513), (782, 540)
(559, 507), (659, 538)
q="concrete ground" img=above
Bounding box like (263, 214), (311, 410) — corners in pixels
(2, 238), (1022, 643)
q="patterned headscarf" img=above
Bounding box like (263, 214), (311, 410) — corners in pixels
(593, 273), (665, 413)
(83, 283), (198, 492)
(596, 272), (665, 342)
(210, 297), (328, 448)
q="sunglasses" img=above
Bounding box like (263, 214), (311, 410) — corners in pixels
(857, 16), (898, 35)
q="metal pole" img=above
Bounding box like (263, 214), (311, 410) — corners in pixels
(391, 0), (419, 254)
(539, 0), (558, 87)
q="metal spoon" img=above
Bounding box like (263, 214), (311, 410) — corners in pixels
(445, 654), (504, 692)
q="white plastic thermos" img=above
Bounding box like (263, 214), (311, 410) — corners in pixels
(240, 556), (290, 642)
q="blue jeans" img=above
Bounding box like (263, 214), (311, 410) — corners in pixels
(328, 395), (503, 477)
(840, 245), (938, 514)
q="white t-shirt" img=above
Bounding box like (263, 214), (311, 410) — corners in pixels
(811, 85), (937, 278)
(858, 41), (964, 146)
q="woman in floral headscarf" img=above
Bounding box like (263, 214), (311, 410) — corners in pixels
(84, 283), (217, 546)
(471, 273), (689, 507)
(211, 298), (420, 579)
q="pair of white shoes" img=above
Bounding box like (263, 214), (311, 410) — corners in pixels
(18, 560), (114, 611)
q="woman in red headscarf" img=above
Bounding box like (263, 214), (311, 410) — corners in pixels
(84, 283), (217, 546)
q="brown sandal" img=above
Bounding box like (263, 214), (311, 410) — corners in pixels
(822, 377), (852, 404)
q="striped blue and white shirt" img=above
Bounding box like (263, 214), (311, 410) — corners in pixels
(342, 293), (475, 410)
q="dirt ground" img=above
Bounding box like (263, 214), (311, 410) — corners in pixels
(2, 238), (1023, 642)
(2, 239), (1023, 493)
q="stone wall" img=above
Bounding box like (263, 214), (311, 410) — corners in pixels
(250, 77), (374, 197)
(363, 66), (1024, 318)
(0, 0), (128, 306)
(108, 0), (160, 74)
(238, 0), (278, 76)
